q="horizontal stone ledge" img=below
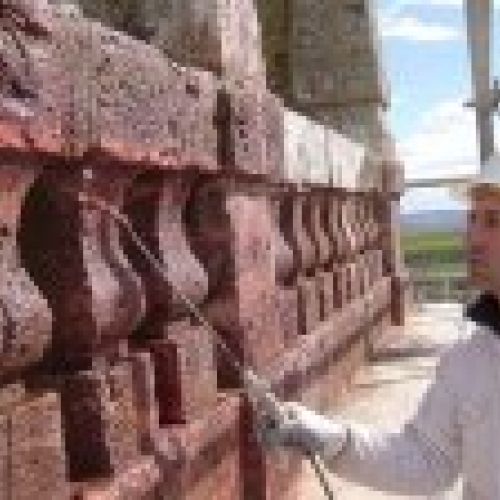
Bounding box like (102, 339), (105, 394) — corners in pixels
(0, 119), (220, 174)
(262, 276), (392, 394)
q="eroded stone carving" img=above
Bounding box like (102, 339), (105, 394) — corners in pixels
(19, 165), (144, 366)
(0, 164), (52, 377)
(124, 171), (209, 333)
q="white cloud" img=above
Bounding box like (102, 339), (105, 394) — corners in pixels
(379, 0), (500, 43)
(381, 15), (462, 41)
(397, 97), (500, 211)
(400, 97), (481, 180)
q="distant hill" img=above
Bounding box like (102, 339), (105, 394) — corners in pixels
(400, 210), (467, 233)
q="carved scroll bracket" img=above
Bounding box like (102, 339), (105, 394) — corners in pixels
(19, 164), (145, 368)
(322, 193), (340, 264)
(337, 193), (356, 262)
(268, 191), (299, 347)
(124, 171), (209, 337)
(304, 188), (331, 269)
(279, 190), (316, 278)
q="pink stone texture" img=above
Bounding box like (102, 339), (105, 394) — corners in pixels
(0, 2), (403, 498)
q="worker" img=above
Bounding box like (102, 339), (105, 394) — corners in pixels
(258, 156), (500, 499)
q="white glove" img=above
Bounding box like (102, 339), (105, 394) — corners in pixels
(258, 401), (350, 461)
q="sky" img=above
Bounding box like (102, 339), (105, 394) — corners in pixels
(377, 0), (500, 212)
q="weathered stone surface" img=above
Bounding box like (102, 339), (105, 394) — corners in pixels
(297, 275), (320, 335)
(217, 82), (282, 178)
(0, 164), (52, 377)
(158, 392), (240, 500)
(150, 0), (267, 87)
(0, 3), (404, 500)
(19, 166), (145, 365)
(0, 2), (220, 169)
(0, 413), (8, 500)
(191, 181), (284, 379)
(151, 320), (218, 425)
(10, 391), (69, 500)
(124, 172), (209, 329)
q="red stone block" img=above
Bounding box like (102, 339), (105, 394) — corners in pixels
(348, 260), (358, 300)
(356, 255), (369, 298)
(192, 185), (285, 378)
(325, 196), (343, 261)
(0, 414), (7, 500)
(150, 320), (218, 426)
(374, 249), (384, 282)
(364, 249), (384, 289)
(367, 197), (381, 249)
(344, 263), (354, 303)
(105, 360), (142, 472)
(275, 286), (299, 347)
(217, 270), (284, 373)
(272, 206), (295, 287)
(304, 192), (331, 267)
(316, 270), (334, 321)
(10, 391), (69, 500)
(359, 197), (372, 253)
(338, 198), (354, 259)
(356, 253), (367, 297)
(126, 350), (161, 454)
(263, 92), (285, 182)
(217, 83), (268, 177)
(332, 266), (347, 309)
(1, 4), (221, 167)
(297, 275), (320, 335)
(349, 200), (362, 254)
(362, 251), (373, 290)
(58, 362), (141, 482)
(379, 276), (393, 310)
(391, 274), (409, 327)
(365, 204), (378, 249)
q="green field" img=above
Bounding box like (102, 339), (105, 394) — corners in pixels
(402, 231), (466, 275)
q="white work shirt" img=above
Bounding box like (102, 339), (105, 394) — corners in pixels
(327, 319), (500, 499)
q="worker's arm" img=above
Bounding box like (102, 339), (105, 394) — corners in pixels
(260, 347), (463, 496)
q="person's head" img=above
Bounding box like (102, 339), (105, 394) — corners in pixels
(466, 183), (500, 297)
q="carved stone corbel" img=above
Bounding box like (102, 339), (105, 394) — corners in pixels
(278, 190), (320, 335)
(323, 194), (341, 263)
(278, 189), (318, 277)
(19, 164), (145, 368)
(304, 189), (331, 268)
(123, 170), (218, 430)
(123, 171), (209, 334)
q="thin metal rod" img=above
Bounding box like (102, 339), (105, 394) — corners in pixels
(306, 451), (337, 500)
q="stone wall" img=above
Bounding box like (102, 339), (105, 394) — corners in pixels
(0, 1), (403, 498)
